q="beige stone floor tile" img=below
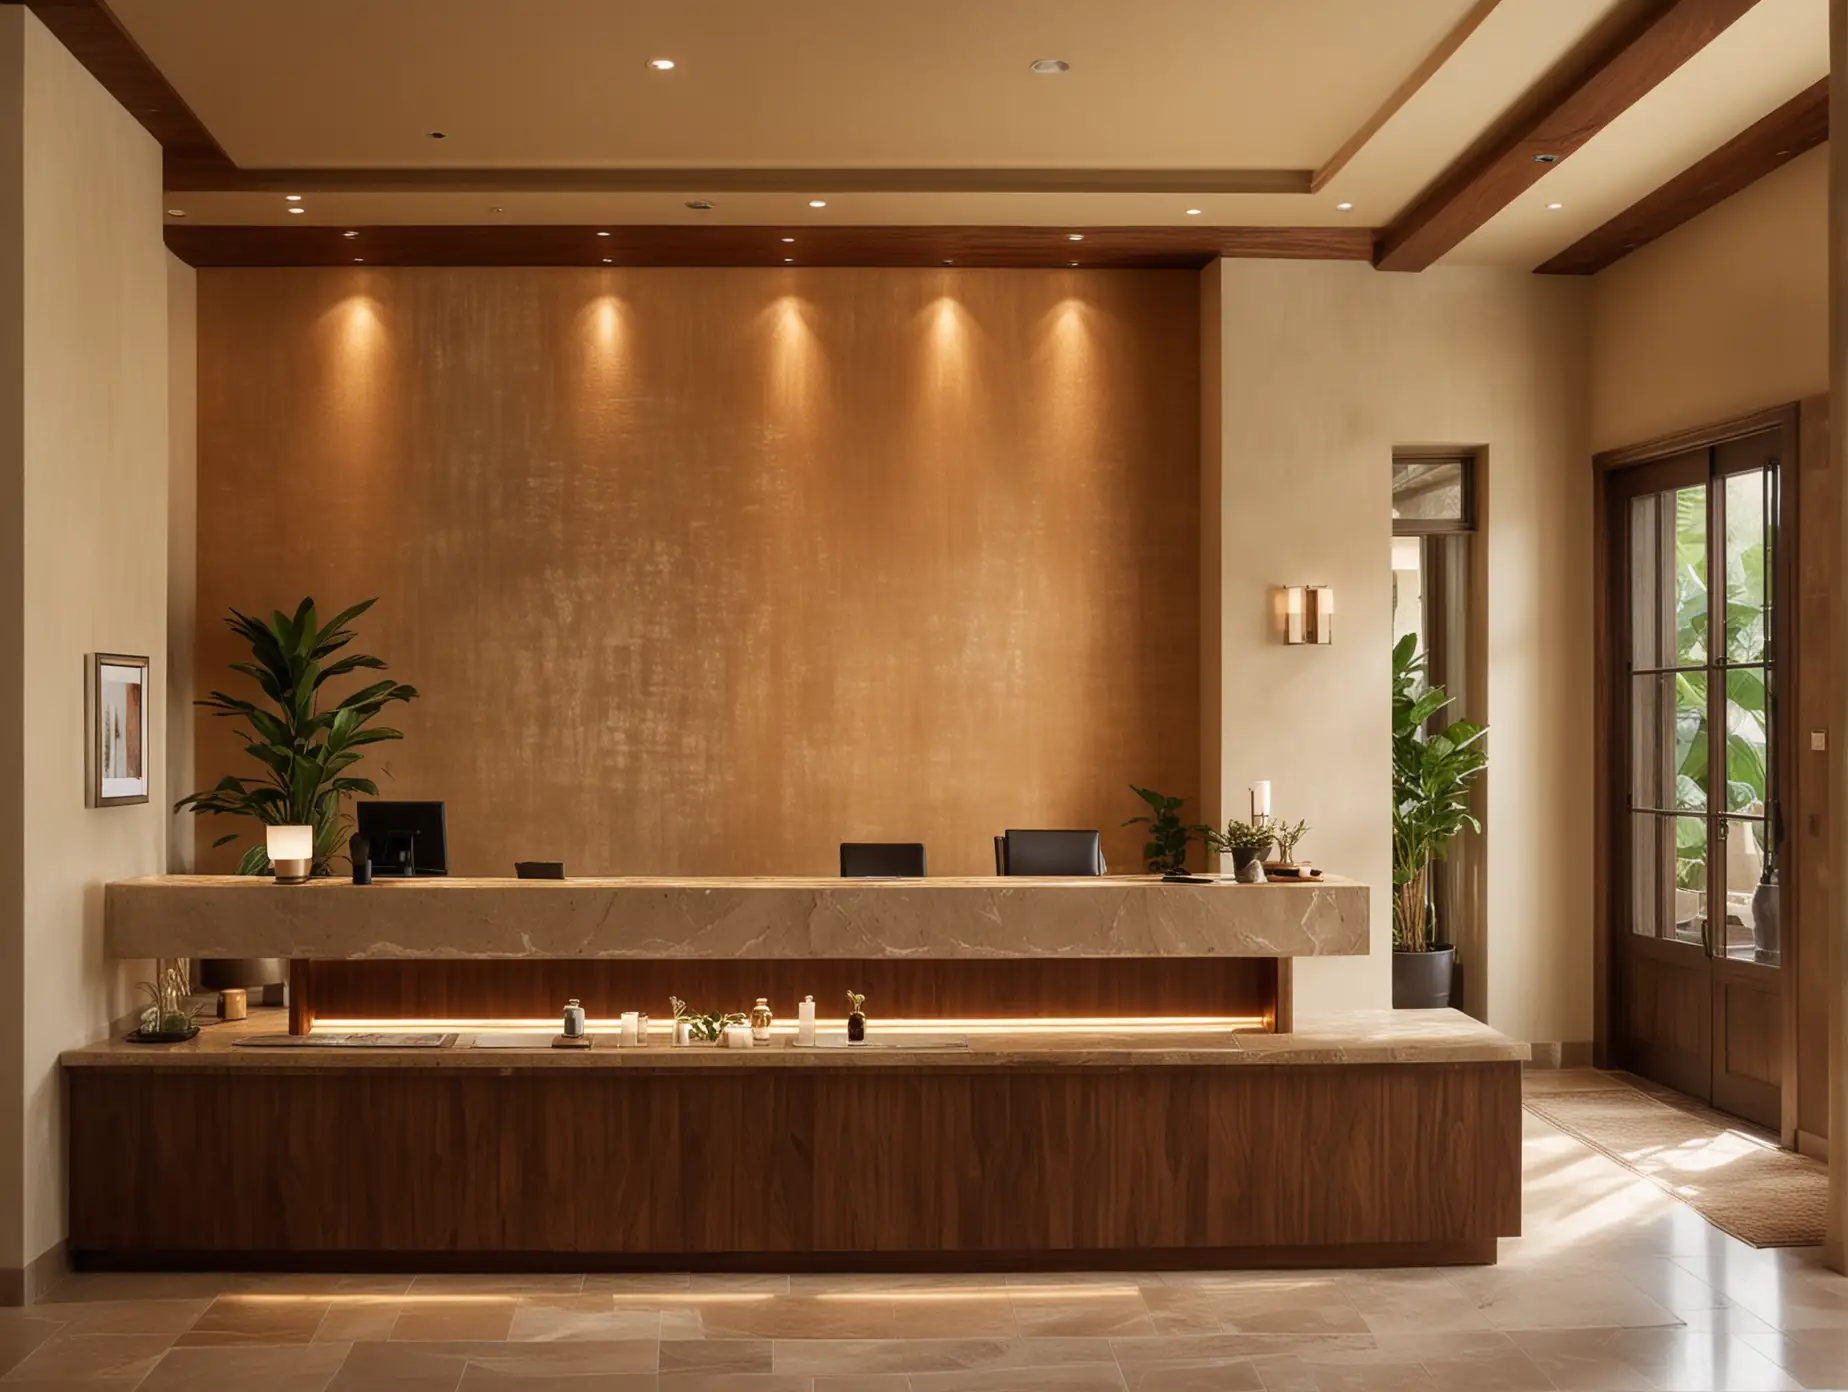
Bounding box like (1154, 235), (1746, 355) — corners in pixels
(580, 1274), (693, 1294)
(1135, 1286), (1224, 1336)
(1250, 1351), (1436, 1392)
(139, 1340), (352, 1392)
(327, 1338), (473, 1390)
(454, 1375), (654, 1392)
(788, 1272), (999, 1294)
(0, 1379), (148, 1392)
(4, 1332), (176, 1383)
(237, 1274), (417, 1296)
(405, 1276), (586, 1296)
(656, 1338), (772, 1374)
(883, 1296), (1018, 1339)
(38, 1299), (210, 1337)
(656, 1377), (815, 1392)
(175, 1294), (333, 1345)
(771, 1335), (1115, 1375)
(1110, 1332), (1377, 1379)
(1335, 1273), (1493, 1335)
(1369, 1331), (1552, 1391)
(506, 1296), (662, 1342)
(1180, 1280), (1371, 1336)
(315, 1302), (405, 1343)
(1739, 1328), (1848, 1390)
(1005, 1271), (1163, 1288)
(676, 1295), (896, 1340)
(1466, 1272), (1684, 1331)
(459, 1340), (660, 1376)
(0, 1316), (66, 1376)
(1122, 1362), (1265, 1392)
(907, 1365), (1129, 1392)
(686, 1274), (788, 1293)
(391, 1301), (519, 1342)
(813, 1377), (909, 1392)
(36, 1273), (241, 1304)
(1008, 1289), (1155, 1338)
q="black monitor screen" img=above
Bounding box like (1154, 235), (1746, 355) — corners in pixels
(355, 801), (448, 877)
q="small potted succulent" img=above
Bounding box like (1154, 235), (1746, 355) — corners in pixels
(1208, 819), (1274, 879)
(130, 960), (201, 1043)
(847, 990), (867, 1046)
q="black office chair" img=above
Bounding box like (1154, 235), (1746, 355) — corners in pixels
(515, 861), (566, 880)
(840, 842), (927, 877)
(996, 829), (1106, 876)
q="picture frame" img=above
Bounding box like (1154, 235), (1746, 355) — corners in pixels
(87, 653), (151, 808)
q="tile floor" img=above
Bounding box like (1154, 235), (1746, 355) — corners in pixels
(6, 1072), (1848, 1391)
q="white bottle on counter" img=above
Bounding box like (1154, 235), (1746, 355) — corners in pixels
(797, 995), (817, 1047)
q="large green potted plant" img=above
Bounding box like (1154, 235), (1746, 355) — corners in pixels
(1391, 633), (1486, 1008)
(1123, 786), (1209, 873)
(176, 598), (418, 875)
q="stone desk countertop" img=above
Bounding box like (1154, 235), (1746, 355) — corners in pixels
(61, 1007), (1527, 1072)
(105, 873), (1370, 961)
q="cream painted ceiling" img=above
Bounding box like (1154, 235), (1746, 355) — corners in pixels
(118, 0), (1829, 268)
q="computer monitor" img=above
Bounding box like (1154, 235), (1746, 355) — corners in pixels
(355, 801), (448, 877)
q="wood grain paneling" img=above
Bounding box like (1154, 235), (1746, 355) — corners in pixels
(166, 224), (1375, 271)
(1375, 0), (1764, 272)
(1537, 79), (1829, 276)
(298, 958), (1282, 1027)
(68, 1061), (1522, 1264)
(1793, 396), (1832, 1146)
(194, 268), (1200, 877)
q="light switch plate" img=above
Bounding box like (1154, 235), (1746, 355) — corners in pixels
(1812, 730), (1828, 752)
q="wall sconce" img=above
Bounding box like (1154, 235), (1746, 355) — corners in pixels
(1284, 586), (1333, 645)
(267, 825), (314, 884)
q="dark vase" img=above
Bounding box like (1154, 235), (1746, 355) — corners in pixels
(1751, 873), (1780, 963)
(1230, 844), (1271, 877)
(1392, 945), (1456, 1009)
(847, 1011), (866, 1046)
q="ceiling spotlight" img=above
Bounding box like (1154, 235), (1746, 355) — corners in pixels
(1067, 233), (1084, 241)
(1335, 202), (1354, 212)
(808, 199), (827, 208)
(489, 205), (505, 214)
(353, 257), (363, 263)
(1185, 208), (1202, 216)
(596, 230), (611, 237)
(343, 230), (359, 238)
(1029, 58), (1070, 74)
(1532, 153), (1557, 164)
(287, 207), (305, 215)
(602, 257), (613, 263)
(943, 259), (954, 264)
(781, 237), (795, 243)
(285, 194), (302, 203)
(1067, 261), (1080, 267)
(428, 130), (448, 140)
(1546, 201), (1563, 210)
(166, 208), (186, 217)
(686, 199), (714, 211)
(647, 57), (675, 70)
(784, 257), (794, 262)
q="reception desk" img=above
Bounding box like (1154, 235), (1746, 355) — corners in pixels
(77, 874), (1527, 1272)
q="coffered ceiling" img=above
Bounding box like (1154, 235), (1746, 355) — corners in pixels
(31, 0), (1831, 270)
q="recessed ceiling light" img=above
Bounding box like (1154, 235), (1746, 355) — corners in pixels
(685, 199), (714, 211)
(602, 257), (612, 263)
(166, 208), (185, 217)
(285, 194), (302, 203)
(784, 257), (794, 262)
(944, 259), (954, 264)
(781, 237), (795, 243)
(808, 200), (827, 208)
(287, 207), (305, 215)
(488, 205), (505, 214)
(1546, 201), (1563, 210)
(353, 257), (363, 263)
(343, 230), (359, 238)
(647, 58), (675, 70)
(1067, 233), (1084, 241)
(427, 131), (448, 140)
(1030, 59), (1070, 74)
(596, 230), (611, 237)
(1532, 153), (1557, 164)
(1185, 208), (1203, 216)
(1067, 261), (1080, 267)
(1335, 202), (1354, 212)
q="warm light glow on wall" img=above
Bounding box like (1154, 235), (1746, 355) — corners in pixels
(311, 1014), (1268, 1034)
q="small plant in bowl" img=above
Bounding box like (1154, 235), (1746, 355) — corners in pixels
(685, 1008), (747, 1043)
(1271, 819), (1310, 866)
(1208, 819), (1274, 878)
(132, 960), (201, 1042)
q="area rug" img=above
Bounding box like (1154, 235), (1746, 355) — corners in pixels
(1523, 1072), (1827, 1247)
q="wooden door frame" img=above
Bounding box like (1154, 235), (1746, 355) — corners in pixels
(1593, 402), (1804, 1145)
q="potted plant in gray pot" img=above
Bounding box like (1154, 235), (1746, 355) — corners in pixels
(1391, 634), (1486, 1008)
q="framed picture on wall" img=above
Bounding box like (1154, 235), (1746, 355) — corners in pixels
(87, 653), (150, 808)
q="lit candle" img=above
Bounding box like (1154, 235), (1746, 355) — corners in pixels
(1250, 781), (1271, 821)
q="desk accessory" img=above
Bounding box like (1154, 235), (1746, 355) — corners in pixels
(797, 995), (817, 1046)
(847, 990), (867, 1046)
(350, 832), (372, 885)
(218, 987), (247, 1021)
(751, 998), (773, 1043)
(562, 999), (585, 1037)
(551, 1032), (592, 1049)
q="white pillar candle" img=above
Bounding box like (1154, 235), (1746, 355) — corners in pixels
(798, 995), (817, 1047)
(1251, 781), (1271, 820)
(724, 1023), (754, 1049)
(620, 1011), (639, 1046)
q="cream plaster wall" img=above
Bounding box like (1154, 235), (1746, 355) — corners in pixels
(8, 9), (168, 1274)
(1205, 260), (1593, 1047)
(1591, 145), (1828, 453)
(0, 9), (24, 1284)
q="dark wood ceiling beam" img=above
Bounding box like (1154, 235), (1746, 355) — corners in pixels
(1374, 0), (1764, 273)
(1536, 77), (1827, 275)
(163, 224), (1377, 270)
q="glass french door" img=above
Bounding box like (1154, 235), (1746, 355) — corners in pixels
(1611, 428), (1785, 1128)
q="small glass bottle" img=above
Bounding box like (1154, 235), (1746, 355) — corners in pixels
(847, 990), (866, 1047)
(751, 998), (773, 1043)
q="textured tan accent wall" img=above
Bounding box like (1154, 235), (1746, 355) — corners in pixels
(195, 268), (1200, 878)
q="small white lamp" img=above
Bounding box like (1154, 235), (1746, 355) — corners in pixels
(267, 824), (314, 884)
